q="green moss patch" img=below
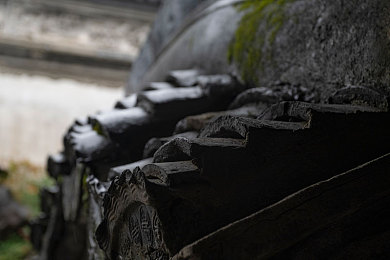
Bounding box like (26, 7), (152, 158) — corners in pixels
(228, 0), (293, 85)
(0, 232), (32, 260)
(0, 161), (55, 259)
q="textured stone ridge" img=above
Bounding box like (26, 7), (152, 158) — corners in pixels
(34, 66), (389, 259)
(230, 0), (390, 99)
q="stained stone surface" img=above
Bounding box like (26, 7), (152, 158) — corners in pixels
(127, 0), (213, 93)
(0, 185), (29, 238)
(174, 153), (390, 259)
(95, 102), (390, 258)
(127, 0), (390, 102)
(35, 71), (390, 259)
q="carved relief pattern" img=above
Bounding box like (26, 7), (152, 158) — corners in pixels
(122, 204), (168, 259)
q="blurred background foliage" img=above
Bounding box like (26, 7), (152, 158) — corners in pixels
(0, 161), (53, 260)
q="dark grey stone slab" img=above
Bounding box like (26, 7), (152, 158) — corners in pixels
(0, 185), (29, 238)
(143, 131), (198, 159)
(174, 153), (390, 259)
(47, 153), (71, 178)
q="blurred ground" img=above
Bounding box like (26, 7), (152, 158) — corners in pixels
(0, 161), (54, 260)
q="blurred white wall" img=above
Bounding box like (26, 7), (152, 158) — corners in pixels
(0, 72), (122, 167)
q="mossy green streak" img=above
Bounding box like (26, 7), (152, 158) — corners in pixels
(228, 0), (292, 85)
(93, 122), (105, 136)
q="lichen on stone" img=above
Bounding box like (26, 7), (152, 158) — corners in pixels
(93, 122), (105, 136)
(228, 0), (293, 85)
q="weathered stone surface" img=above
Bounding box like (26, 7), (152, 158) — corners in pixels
(143, 131), (198, 158)
(144, 82), (175, 91)
(95, 165), (211, 259)
(107, 157), (153, 180)
(32, 2), (390, 260)
(197, 74), (241, 97)
(202, 102), (384, 141)
(30, 186), (59, 251)
(39, 186), (60, 221)
(103, 103), (388, 258)
(74, 117), (88, 127)
(142, 160), (201, 187)
(40, 68), (247, 258)
(34, 184), (87, 260)
(153, 137), (246, 163)
(33, 1), (390, 259)
(87, 77), (245, 169)
(89, 107), (176, 163)
(127, 0), (242, 93)
(89, 107), (151, 141)
(229, 83), (318, 109)
(88, 101), (389, 259)
(96, 104), (390, 258)
(47, 152), (71, 178)
(136, 87), (212, 118)
(258, 101), (382, 122)
(329, 85), (389, 110)
(86, 176), (109, 260)
(30, 214), (48, 251)
(173, 104), (265, 134)
(174, 153), (390, 260)
(167, 70), (200, 88)
(0, 185), (28, 238)
(237, 0), (390, 98)
(173, 112), (223, 134)
(127, 0), (211, 93)
(114, 93), (137, 109)
(39, 99), (390, 260)
(68, 122), (92, 134)
(61, 163), (85, 222)
(38, 79), (390, 260)
(200, 115), (305, 139)
(64, 128), (115, 163)
(128, 0), (390, 101)
(276, 189), (390, 258)
(36, 187), (63, 260)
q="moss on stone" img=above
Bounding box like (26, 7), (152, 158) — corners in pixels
(228, 0), (293, 85)
(93, 122), (105, 136)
